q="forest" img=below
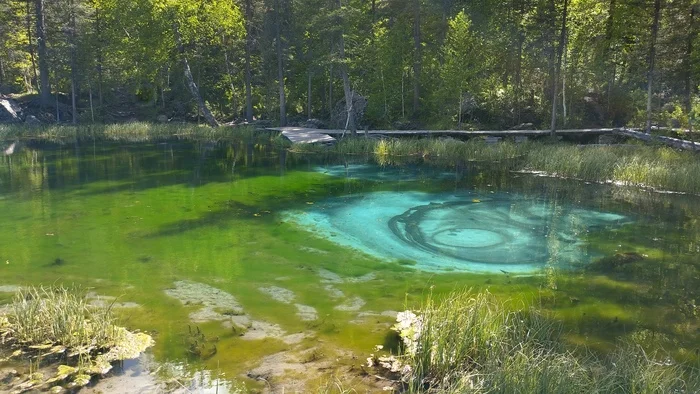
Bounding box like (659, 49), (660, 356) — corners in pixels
(0, 0), (698, 131)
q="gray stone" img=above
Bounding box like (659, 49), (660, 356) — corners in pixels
(0, 96), (22, 123)
(24, 115), (41, 125)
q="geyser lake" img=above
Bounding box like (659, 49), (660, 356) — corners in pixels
(0, 141), (698, 390)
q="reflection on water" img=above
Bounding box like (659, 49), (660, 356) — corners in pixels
(0, 141), (698, 390)
(284, 191), (628, 273)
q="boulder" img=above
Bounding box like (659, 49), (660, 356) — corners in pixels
(24, 115), (41, 125)
(0, 95), (23, 123)
(331, 92), (367, 130)
(156, 115), (168, 123)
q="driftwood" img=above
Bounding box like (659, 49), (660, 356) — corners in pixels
(614, 128), (700, 151)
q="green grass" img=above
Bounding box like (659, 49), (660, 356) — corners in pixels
(379, 290), (699, 394)
(0, 122), (283, 146)
(289, 136), (700, 194)
(2, 286), (116, 350)
(6, 124), (699, 194)
(0, 286), (153, 391)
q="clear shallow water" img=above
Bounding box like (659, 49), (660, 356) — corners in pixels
(284, 190), (628, 273)
(0, 141), (697, 390)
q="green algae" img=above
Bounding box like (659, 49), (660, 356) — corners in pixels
(0, 141), (698, 390)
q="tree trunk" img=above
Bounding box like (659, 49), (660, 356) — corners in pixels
(329, 39), (333, 119)
(70, 0), (77, 124)
(244, 0), (253, 122)
(515, 0), (525, 124)
(412, 0), (421, 117)
(646, 0), (661, 133)
(95, 4), (104, 113)
(308, 67), (312, 119)
(685, 4), (695, 116)
(550, 0), (568, 136)
(223, 33), (237, 118)
(275, 0), (287, 127)
(336, 0), (356, 133)
(26, 0), (38, 91)
(35, 0), (51, 107)
(173, 22), (219, 127)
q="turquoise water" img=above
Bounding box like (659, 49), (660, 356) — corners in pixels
(284, 190), (628, 273)
(0, 141), (697, 391)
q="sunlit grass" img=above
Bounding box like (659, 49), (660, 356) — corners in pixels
(0, 286), (153, 391)
(383, 290), (699, 394)
(0, 122), (276, 145)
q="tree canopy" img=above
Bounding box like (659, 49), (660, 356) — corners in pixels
(0, 0), (698, 130)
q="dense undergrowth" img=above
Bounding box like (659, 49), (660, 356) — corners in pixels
(0, 286), (153, 391)
(371, 291), (699, 394)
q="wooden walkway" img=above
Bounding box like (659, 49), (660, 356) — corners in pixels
(267, 127), (616, 143)
(267, 126), (700, 151)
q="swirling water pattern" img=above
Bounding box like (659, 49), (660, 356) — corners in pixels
(284, 191), (629, 273)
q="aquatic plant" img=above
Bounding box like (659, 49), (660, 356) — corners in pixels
(370, 290), (698, 393)
(0, 286), (153, 391)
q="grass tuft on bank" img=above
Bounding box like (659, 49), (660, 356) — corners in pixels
(370, 291), (699, 393)
(0, 122), (286, 146)
(0, 286), (153, 391)
(290, 136), (700, 194)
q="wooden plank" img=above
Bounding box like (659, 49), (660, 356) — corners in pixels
(614, 129), (700, 151)
(267, 126), (616, 137)
(281, 130), (336, 144)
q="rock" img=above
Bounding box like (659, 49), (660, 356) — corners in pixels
(24, 115), (41, 125)
(331, 92), (367, 130)
(156, 115), (168, 123)
(303, 118), (327, 129)
(0, 96), (22, 123)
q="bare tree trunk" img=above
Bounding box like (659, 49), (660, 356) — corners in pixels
(222, 33), (237, 118)
(244, 0), (253, 122)
(70, 0), (77, 124)
(308, 68), (312, 119)
(89, 81), (94, 122)
(412, 0), (421, 117)
(685, 4), (695, 116)
(26, 0), (38, 91)
(95, 4), (104, 113)
(35, 0), (51, 107)
(329, 43), (333, 119)
(515, 0), (525, 124)
(550, 0), (568, 136)
(335, 0), (355, 133)
(275, 0), (287, 127)
(173, 22), (219, 127)
(645, 0), (661, 133)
